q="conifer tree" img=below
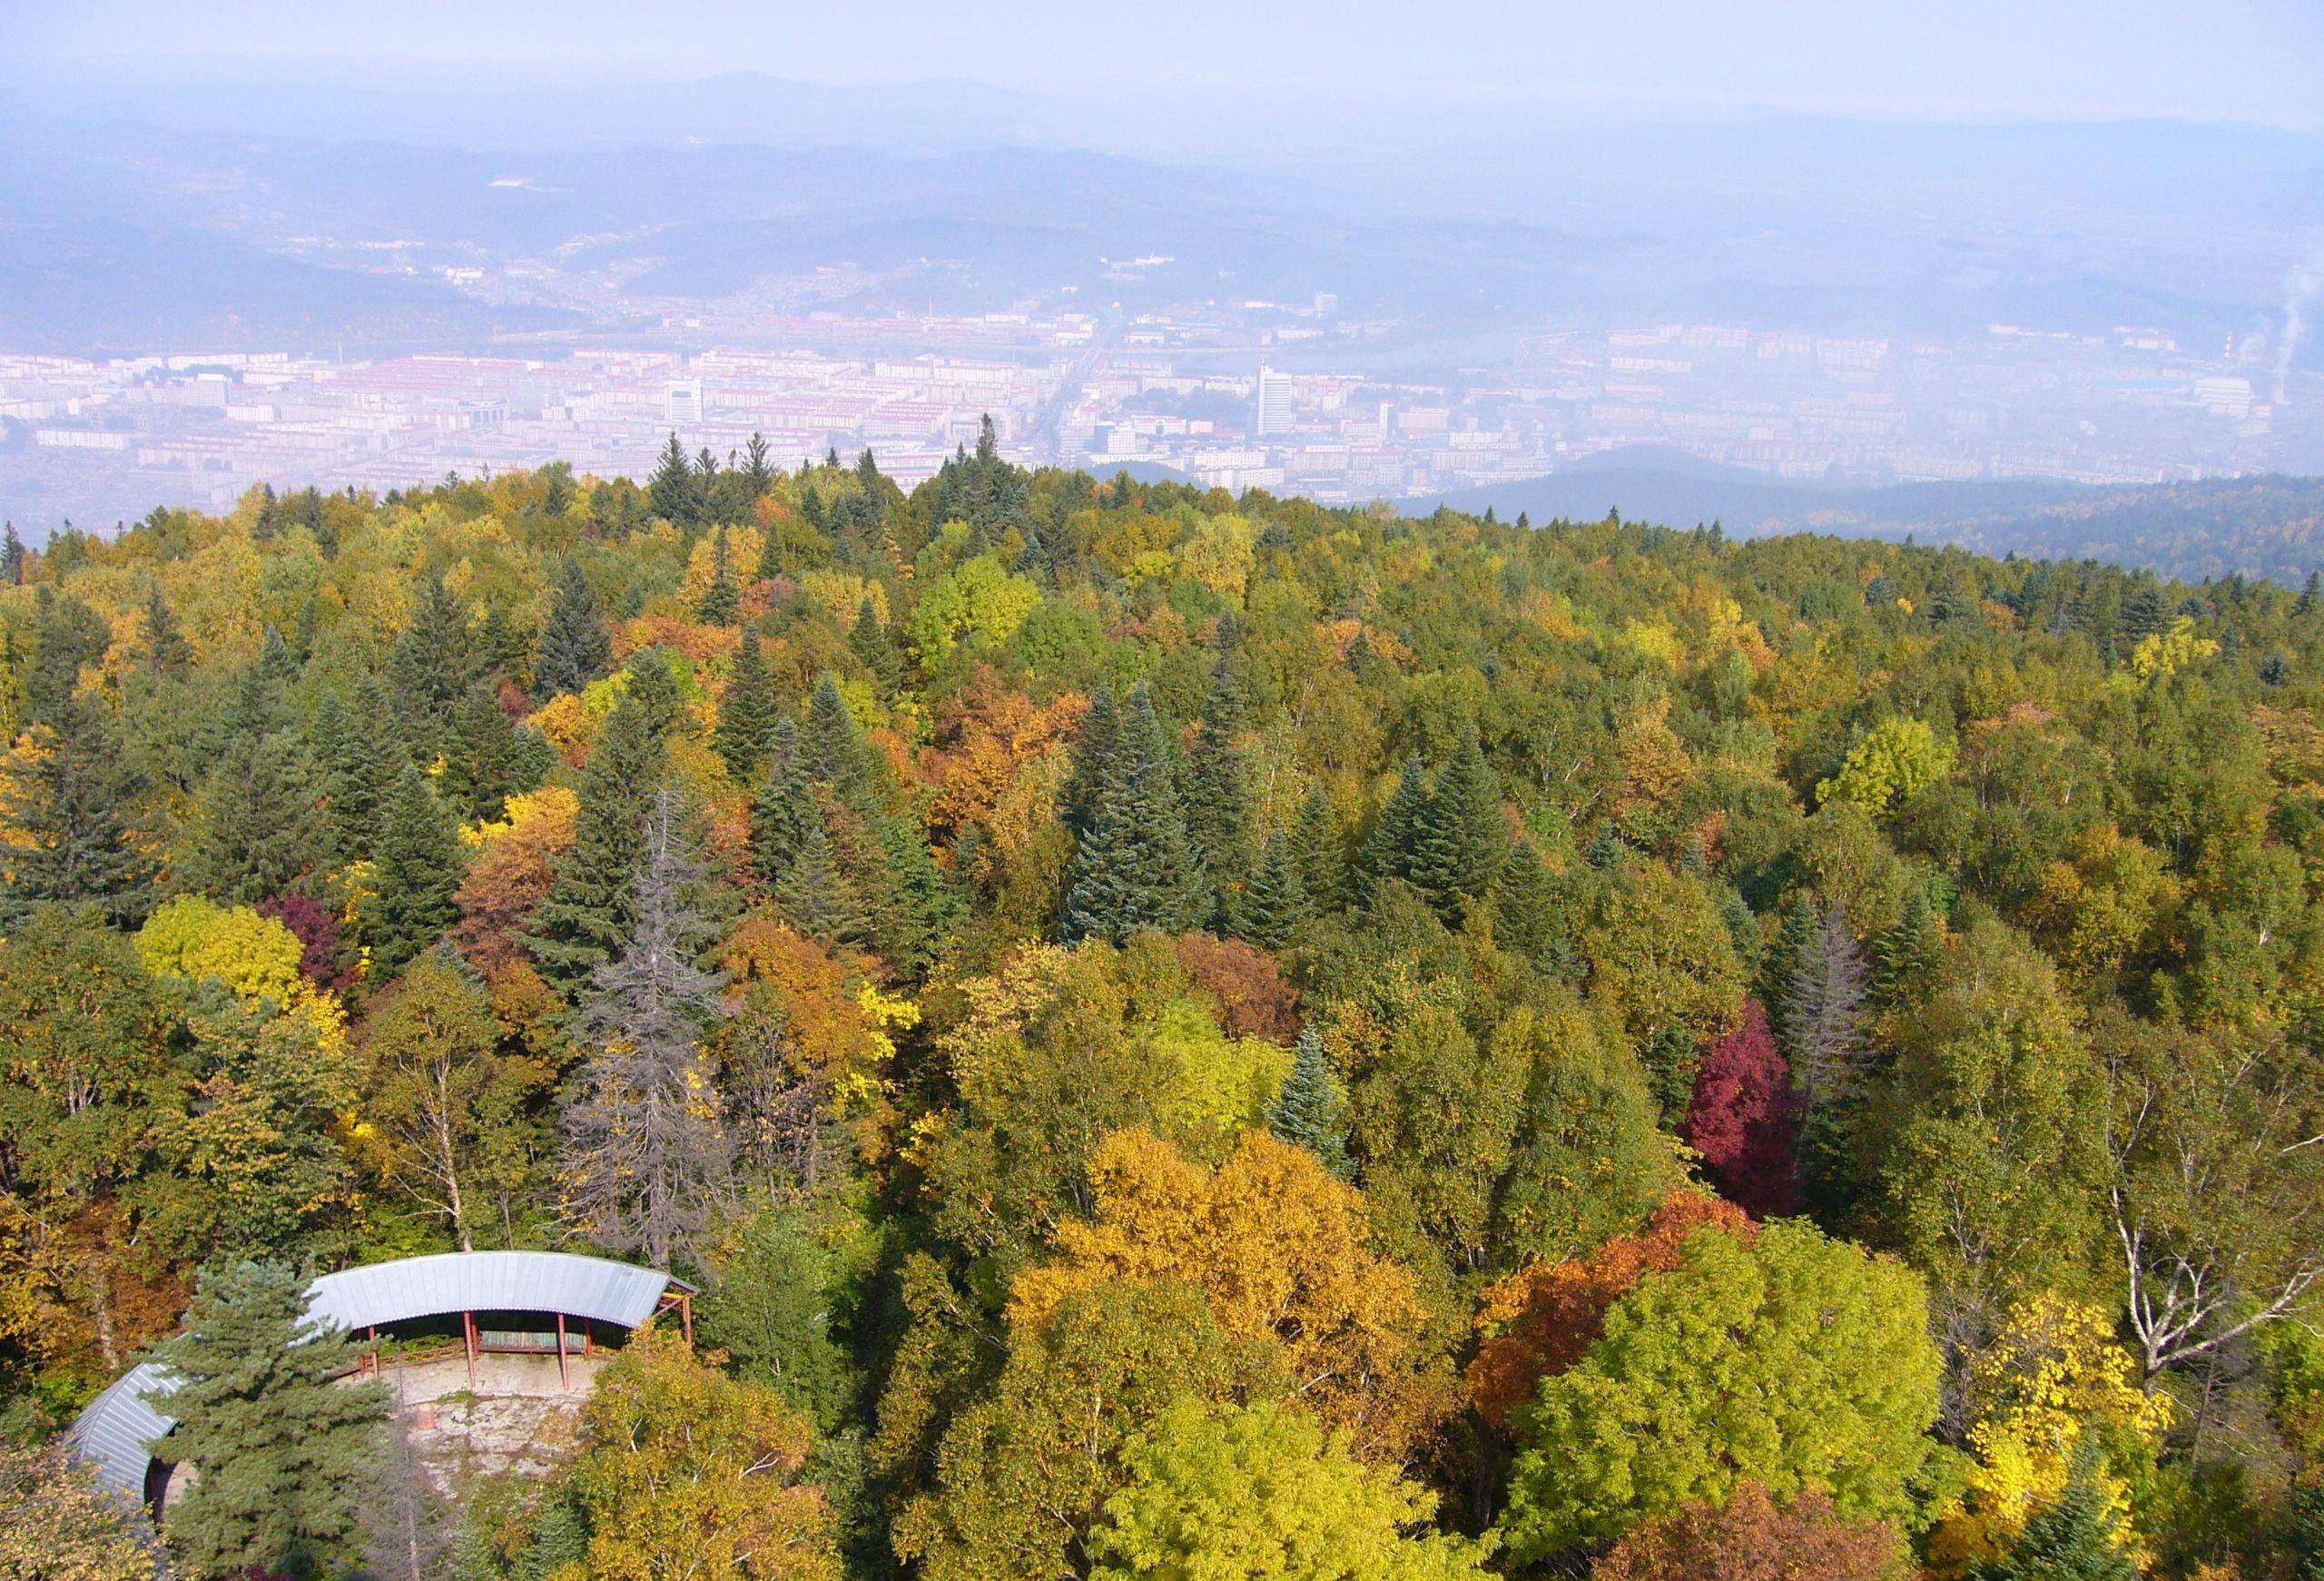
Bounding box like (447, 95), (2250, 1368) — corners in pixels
(2290, 1475), (2324, 1581)
(743, 431), (773, 492)
(141, 579), (192, 679)
(714, 625), (781, 783)
(368, 764), (467, 978)
(1291, 780), (1347, 914)
(1060, 684), (1120, 838)
(182, 730), (331, 904)
(1409, 733), (1508, 916)
(0, 521), (22, 587)
(773, 800), (869, 951)
(0, 686), (150, 924)
(750, 719), (815, 882)
(316, 677), (405, 864)
(147, 1260), (389, 1580)
(849, 597), (902, 693)
(697, 526), (741, 625)
(1492, 835), (1558, 963)
(391, 574), (474, 736)
(535, 558), (613, 700)
(1969, 1439), (2139, 1581)
(649, 431), (699, 527)
(1181, 661), (1256, 929)
(874, 805), (963, 973)
(1241, 827), (1311, 949)
(801, 672), (878, 809)
(565, 792), (733, 1270)
(1357, 755), (1430, 892)
(1062, 684), (1195, 943)
(527, 667), (673, 995)
(442, 682), (527, 822)
(1267, 1029), (1353, 1180)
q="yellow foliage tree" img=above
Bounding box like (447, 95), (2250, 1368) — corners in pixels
(1926, 1293), (2173, 1573)
(1009, 1126), (1446, 1460)
(2129, 617), (2219, 682)
(136, 894), (347, 1056)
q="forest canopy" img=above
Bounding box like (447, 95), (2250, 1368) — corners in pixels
(4, 432), (2323, 1580)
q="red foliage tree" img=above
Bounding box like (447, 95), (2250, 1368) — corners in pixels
(1592, 1479), (1905, 1581)
(1467, 1191), (1756, 1431)
(257, 891), (352, 993)
(1682, 1000), (1804, 1218)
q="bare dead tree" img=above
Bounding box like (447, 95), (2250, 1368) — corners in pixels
(561, 790), (734, 1272)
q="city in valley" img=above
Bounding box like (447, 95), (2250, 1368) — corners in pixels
(5, 292), (2317, 530)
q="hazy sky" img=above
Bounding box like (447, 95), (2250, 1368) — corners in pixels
(10, 0), (2323, 129)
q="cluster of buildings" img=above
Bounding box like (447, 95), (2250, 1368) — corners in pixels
(2, 296), (2316, 530)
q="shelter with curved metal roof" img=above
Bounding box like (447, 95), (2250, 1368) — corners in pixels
(67, 1250), (691, 1504)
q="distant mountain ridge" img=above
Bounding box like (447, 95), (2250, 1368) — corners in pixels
(1421, 454), (2324, 585)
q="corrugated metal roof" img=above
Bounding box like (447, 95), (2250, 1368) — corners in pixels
(65, 1362), (178, 1497)
(67, 1250), (682, 1502)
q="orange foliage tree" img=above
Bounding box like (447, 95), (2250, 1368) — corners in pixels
(1468, 1190), (1756, 1431)
(1592, 1480), (1906, 1581)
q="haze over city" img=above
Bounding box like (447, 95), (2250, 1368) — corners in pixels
(3, 1), (2321, 537)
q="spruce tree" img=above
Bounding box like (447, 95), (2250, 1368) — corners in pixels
(1409, 734), (1508, 916)
(527, 674), (672, 996)
(391, 574), (475, 736)
(1291, 781), (1347, 914)
(0, 687), (150, 924)
(648, 431), (699, 527)
(442, 682), (527, 822)
(182, 730), (332, 904)
(1492, 835), (1558, 964)
(1970, 1439), (2139, 1581)
(368, 764), (467, 979)
(873, 806), (963, 973)
(800, 672), (878, 809)
(1357, 755), (1431, 892)
(849, 597), (902, 693)
(1060, 684), (1120, 838)
(0, 522), (22, 586)
(141, 580), (192, 679)
(1062, 684), (1195, 944)
(697, 526), (741, 625)
(1267, 1029), (1353, 1179)
(750, 719), (816, 883)
(743, 431), (773, 493)
(315, 677), (406, 865)
(714, 625), (781, 783)
(535, 559), (613, 700)
(773, 800), (868, 951)
(147, 1260), (389, 1580)
(1181, 661), (1256, 930)
(1241, 827), (1310, 950)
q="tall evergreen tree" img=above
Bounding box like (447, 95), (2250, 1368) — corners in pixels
(750, 719), (815, 883)
(1062, 684), (1195, 943)
(390, 574), (474, 738)
(527, 667), (674, 996)
(140, 580), (192, 680)
(714, 625), (781, 783)
(0, 686), (150, 924)
(1357, 755), (1431, 892)
(441, 683), (527, 822)
(181, 730), (331, 904)
(1241, 827), (1311, 949)
(0, 522), (22, 587)
(648, 431), (700, 527)
(368, 764), (467, 978)
(1492, 835), (1558, 964)
(800, 672), (879, 809)
(849, 597), (902, 693)
(1059, 685), (1120, 838)
(1291, 781), (1347, 914)
(564, 792), (733, 1271)
(535, 559), (613, 701)
(1267, 1029), (1353, 1180)
(742, 431), (773, 493)
(146, 1260), (389, 1580)
(697, 526), (741, 626)
(1181, 661), (1256, 930)
(1409, 734), (1508, 916)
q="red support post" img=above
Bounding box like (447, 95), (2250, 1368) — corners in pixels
(462, 1310), (477, 1392)
(556, 1312), (569, 1392)
(681, 1293), (694, 1348)
(368, 1325), (378, 1379)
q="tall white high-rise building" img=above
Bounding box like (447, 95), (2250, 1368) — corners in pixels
(1254, 366), (1295, 438)
(664, 380), (704, 427)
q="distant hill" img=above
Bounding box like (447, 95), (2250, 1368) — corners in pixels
(1421, 452), (2324, 586)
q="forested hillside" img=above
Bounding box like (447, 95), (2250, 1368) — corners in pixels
(6, 426), (2324, 1580)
